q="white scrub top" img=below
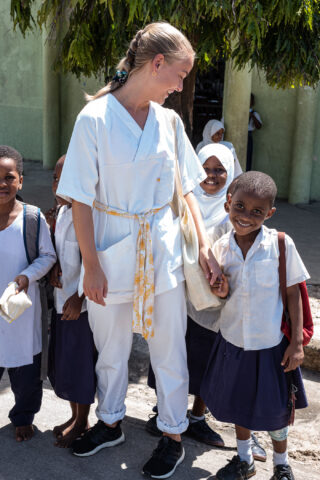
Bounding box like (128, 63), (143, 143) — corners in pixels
(57, 94), (206, 304)
(0, 211), (56, 367)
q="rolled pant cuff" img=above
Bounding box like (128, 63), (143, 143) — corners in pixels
(96, 406), (126, 425)
(10, 414), (35, 427)
(157, 416), (189, 435)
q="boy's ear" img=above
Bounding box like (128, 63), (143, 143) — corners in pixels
(265, 206), (276, 220)
(224, 193), (232, 212)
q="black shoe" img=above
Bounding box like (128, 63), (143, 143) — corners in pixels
(216, 455), (256, 479)
(271, 464), (295, 480)
(186, 418), (224, 447)
(142, 436), (185, 479)
(250, 433), (267, 462)
(146, 414), (162, 437)
(71, 420), (125, 457)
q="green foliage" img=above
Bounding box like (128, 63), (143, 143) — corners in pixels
(9, 0), (320, 88)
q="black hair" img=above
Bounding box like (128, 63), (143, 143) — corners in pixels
(227, 176), (241, 197)
(0, 145), (23, 176)
(229, 171), (277, 206)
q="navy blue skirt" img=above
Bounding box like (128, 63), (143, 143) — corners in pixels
(201, 332), (307, 431)
(148, 316), (217, 396)
(48, 310), (97, 404)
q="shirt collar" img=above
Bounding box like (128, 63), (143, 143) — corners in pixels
(229, 225), (272, 257)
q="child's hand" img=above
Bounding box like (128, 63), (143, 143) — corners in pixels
(199, 245), (222, 285)
(45, 207), (57, 230)
(14, 275), (29, 293)
(281, 343), (304, 372)
(61, 293), (84, 321)
(50, 262), (62, 288)
(211, 273), (229, 298)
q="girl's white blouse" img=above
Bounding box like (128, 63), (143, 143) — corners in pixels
(57, 94), (206, 303)
(0, 211), (56, 367)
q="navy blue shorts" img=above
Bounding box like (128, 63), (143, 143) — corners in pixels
(48, 310), (96, 404)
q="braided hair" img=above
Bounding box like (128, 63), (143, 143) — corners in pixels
(87, 23), (194, 101)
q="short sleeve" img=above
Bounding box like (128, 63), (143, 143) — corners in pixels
(285, 234), (310, 286)
(253, 111), (262, 124)
(57, 109), (98, 206)
(175, 115), (206, 195)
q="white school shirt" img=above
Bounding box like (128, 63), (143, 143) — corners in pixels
(54, 206), (86, 314)
(187, 218), (232, 332)
(57, 94), (206, 304)
(212, 225), (310, 350)
(0, 211), (56, 367)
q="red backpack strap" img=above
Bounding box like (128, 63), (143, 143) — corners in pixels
(278, 232), (287, 311)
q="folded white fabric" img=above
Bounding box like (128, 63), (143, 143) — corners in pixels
(0, 282), (32, 323)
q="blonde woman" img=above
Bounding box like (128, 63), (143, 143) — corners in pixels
(57, 22), (221, 478)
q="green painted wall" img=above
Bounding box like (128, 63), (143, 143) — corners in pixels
(0, 1), (43, 160)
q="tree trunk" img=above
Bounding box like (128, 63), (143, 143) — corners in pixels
(164, 63), (197, 140)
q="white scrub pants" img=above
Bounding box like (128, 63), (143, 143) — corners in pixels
(87, 282), (189, 434)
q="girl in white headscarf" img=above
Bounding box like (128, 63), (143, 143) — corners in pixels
(196, 119), (242, 177)
(182, 143), (235, 447)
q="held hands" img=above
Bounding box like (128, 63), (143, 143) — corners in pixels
(199, 245), (222, 286)
(281, 343), (304, 373)
(62, 293), (84, 321)
(50, 261), (62, 288)
(211, 273), (229, 299)
(83, 264), (108, 306)
(14, 275), (29, 293)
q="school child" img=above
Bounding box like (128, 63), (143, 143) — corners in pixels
(44, 154), (66, 232)
(146, 143), (234, 446)
(0, 145), (56, 441)
(48, 155), (96, 448)
(201, 171), (309, 480)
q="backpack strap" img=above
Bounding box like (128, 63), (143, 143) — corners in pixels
(23, 203), (49, 381)
(23, 203), (40, 265)
(278, 231), (287, 311)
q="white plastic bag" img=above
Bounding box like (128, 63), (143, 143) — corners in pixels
(0, 282), (32, 323)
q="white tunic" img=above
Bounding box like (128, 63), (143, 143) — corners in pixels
(212, 225), (310, 350)
(0, 211), (56, 367)
(54, 206), (86, 314)
(57, 94), (206, 304)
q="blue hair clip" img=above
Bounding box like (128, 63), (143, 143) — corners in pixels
(113, 70), (128, 85)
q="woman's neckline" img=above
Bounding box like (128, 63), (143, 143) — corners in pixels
(110, 93), (151, 132)
(0, 208), (23, 232)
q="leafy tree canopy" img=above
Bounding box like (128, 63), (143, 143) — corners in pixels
(10, 0), (320, 88)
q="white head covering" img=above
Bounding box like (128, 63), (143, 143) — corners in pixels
(196, 120), (225, 153)
(194, 143), (234, 230)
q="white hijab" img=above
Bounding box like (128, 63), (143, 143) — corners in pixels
(194, 143), (234, 230)
(196, 120), (225, 153)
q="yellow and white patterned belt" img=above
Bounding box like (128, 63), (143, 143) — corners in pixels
(93, 199), (165, 340)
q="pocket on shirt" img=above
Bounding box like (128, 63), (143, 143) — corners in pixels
(97, 234), (136, 293)
(255, 259), (278, 287)
(64, 240), (80, 267)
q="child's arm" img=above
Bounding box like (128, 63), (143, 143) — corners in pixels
(281, 283), (304, 373)
(211, 273), (229, 299)
(61, 293), (85, 321)
(16, 214), (56, 293)
(50, 260), (62, 288)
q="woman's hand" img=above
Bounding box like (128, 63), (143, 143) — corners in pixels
(199, 244), (222, 285)
(14, 275), (29, 293)
(83, 264), (108, 306)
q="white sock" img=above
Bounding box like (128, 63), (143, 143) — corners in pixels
(237, 438), (253, 465)
(273, 450), (289, 466)
(189, 413), (205, 423)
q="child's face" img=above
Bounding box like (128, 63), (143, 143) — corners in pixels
(52, 155), (67, 204)
(0, 158), (23, 205)
(226, 189), (275, 238)
(200, 156), (227, 195)
(211, 128), (224, 143)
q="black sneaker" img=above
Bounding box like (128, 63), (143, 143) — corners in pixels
(216, 455), (256, 479)
(146, 414), (162, 437)
(142, 436), (185, 479)
(271, 464), (295, 480)
(71, 420), (125, 457)
(250, 433), (267, 462)
(186, 418), (225, 447)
